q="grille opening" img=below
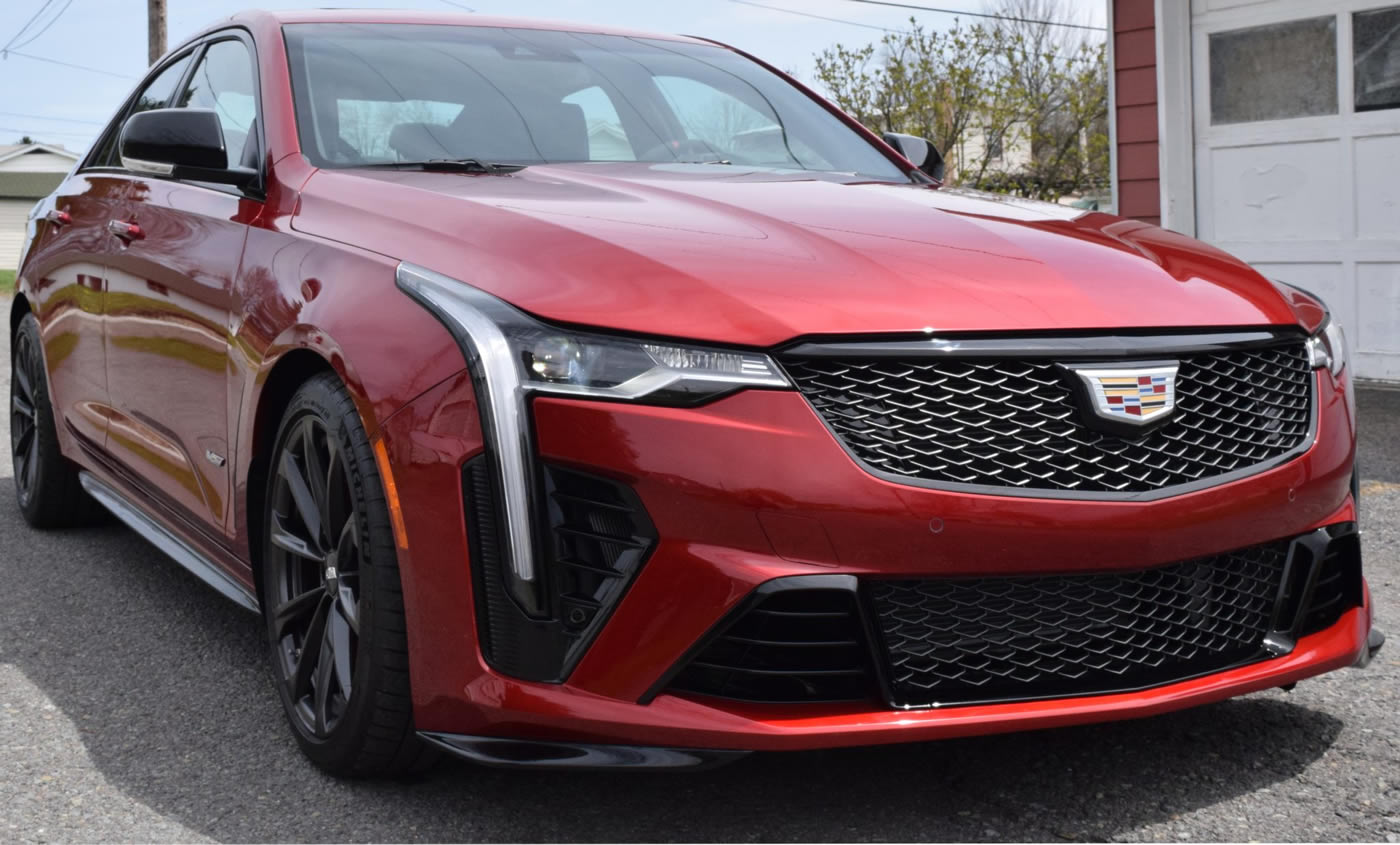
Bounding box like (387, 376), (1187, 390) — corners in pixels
(784, 341), (1313, 494)
(668, 588), (877, 704)
(1299, 533), (1363, 636)
(866, 542), (1291, 708)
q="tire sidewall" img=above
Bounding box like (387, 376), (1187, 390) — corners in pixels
(260, 375), (399, 774)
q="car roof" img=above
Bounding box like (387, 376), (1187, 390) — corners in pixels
(218, 8), (711, 45)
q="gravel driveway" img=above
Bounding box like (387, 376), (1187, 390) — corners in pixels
(0, 312), (1395, 843)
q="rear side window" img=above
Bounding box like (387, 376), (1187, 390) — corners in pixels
(177, 40), (258, 168)
(90, 52), (194, 168)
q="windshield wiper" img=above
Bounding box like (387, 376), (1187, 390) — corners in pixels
(366, 158), (527, 175)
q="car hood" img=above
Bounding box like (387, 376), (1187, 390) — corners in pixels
(293, 163), (1301, 348)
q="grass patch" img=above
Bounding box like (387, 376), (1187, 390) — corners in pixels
(0, 269), (14, 295)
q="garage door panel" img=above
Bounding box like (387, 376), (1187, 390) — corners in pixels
(1251, 262), (1353, 329)
(1358, 264), (1400, 354)
(1209, 141), (1342, 242)
(1355, 135), (1400, 239)
(1192, 1), (1400, 382)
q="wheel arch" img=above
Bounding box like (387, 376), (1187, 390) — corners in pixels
(244, 346), (338, 607)
(10, 293), (32, 347)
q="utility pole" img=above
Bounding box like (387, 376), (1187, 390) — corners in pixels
(147, 0), (166, 65)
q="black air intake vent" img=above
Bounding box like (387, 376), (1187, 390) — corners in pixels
(463, 458), (655, 683)
(1298, 531), (1363, 637)
(664, 580), (877, 704)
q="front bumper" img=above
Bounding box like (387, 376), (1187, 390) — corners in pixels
(378, 364), (1370, 759)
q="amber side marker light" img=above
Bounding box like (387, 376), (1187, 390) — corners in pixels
(373, 437), (410, 551)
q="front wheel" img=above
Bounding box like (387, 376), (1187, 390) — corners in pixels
(261, 372), (434, 777)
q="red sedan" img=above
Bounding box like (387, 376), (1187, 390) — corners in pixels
(13, 9), (1382, 775)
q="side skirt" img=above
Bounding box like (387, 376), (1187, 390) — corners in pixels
(79, 471), (260, 613)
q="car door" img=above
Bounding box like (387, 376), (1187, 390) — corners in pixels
(102, 34), (261, 535)
(19, 52), (197, 457)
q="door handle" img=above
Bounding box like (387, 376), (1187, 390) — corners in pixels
(45, 209), (71, 227)
(107, 219), (144, 242)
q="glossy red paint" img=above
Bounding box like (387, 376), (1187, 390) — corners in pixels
(11, 8), (1375, 760)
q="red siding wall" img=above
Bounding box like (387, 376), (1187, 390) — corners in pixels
(1114, 0), (1160, 225)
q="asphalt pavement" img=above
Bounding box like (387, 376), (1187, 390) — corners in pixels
(0, 310), (1396, 842)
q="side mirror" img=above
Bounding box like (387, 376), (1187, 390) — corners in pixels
(883, 132), (945, 182)
(120, 108), (257, 188)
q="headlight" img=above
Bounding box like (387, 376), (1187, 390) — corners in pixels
(1306, 317), (1347, 378)
(395, 262), (790, 615)
(396, 263), (789, 404)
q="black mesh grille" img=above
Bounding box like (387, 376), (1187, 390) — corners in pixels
(867, 542), (1289, 707)
(668, 588), (875, 703)
(784, 342), (1313, 494)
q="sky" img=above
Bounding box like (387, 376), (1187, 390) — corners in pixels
(0, 0), (1106, 153)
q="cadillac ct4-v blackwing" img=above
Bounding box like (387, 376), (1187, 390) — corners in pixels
(13, 9), (1384, 775)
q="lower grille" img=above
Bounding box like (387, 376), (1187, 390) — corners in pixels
(866, 543), (1290, 708)
(657, 528), (1360, 710)
(665, 581), (875, 703)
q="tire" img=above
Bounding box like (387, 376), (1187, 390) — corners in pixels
(11, 312), (101, 528)
(260, 372), (436, 777)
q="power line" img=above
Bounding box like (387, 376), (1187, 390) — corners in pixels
(833, 0), (1106, 31)
(2, 50), (136, 79)
(437, 0), (476, 10)
(2, 0), (55, 53)
(0, 126), (98, 139)
(729, 0), (903, 32)
(10, 0), (72, 52)
(0, 110), (103, 125)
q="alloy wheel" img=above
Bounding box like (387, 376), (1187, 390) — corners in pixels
(267, 415), (362, 739)
(11, 329), (42, 505)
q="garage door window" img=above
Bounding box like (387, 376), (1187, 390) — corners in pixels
(1356, 6), (1400, 112)
(1209, 17), (1338, 124)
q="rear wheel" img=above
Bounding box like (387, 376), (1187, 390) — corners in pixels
(261, 373), (434, 777)
(11, 313), (100, 528)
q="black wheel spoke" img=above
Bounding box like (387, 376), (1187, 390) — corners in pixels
(312, 622), (336, 735)
(271, 586), (323, 640)
(13, 353), (33, 402)
(12, 392), (34, 421)
(269, 511), (325, 563)
(13, 424), (33, 459)
(328, 603), (354, 701)
(279, 448), (323, 550)
(290, 593), (332, 701)
(301, 422), (334, 545)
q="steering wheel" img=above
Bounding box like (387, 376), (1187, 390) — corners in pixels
(640, 137), (731, 163)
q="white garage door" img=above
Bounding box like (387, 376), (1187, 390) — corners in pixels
(0, 198), (32, 271)
(1191, 0), (1400, 381)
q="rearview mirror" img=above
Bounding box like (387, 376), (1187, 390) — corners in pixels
(882, 132), (945, 182)
(120, 108), (257, 188)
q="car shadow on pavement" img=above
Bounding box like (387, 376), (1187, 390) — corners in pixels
(0, 484), (1346, 843)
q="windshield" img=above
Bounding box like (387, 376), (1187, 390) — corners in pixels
(282, 23), (908, 181)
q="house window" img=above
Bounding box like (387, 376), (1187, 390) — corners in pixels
(1209, 17), (1338, 124)
(985, 128), (1004, 161)
(1355, 6), (1400, 112)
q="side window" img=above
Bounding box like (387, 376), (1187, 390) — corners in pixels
(563, 86), (634, 161)
(91, 52), (194, 168)
(177, 40), (258, 168)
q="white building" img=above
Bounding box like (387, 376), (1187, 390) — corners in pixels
(1109, 0), (1400, 382)
(0, 142), (79, 270)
